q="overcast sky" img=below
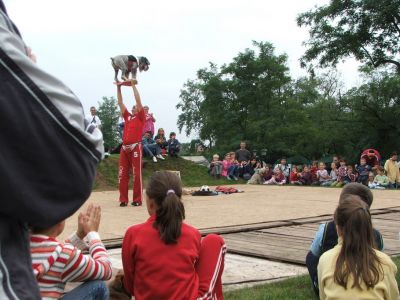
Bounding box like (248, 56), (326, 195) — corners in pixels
(6, 0), (361, 142)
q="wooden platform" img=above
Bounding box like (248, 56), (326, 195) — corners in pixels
(222, 207), (400, 265)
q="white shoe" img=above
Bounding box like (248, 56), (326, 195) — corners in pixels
(156, 154), (165, 160)
(152, 156), (157, 163)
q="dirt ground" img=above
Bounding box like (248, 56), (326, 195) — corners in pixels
(62, 185), (400, 241)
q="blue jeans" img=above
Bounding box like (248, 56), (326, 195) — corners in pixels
(143, 144), (161, 157)
(62, 280), (109, 300)
(228, 165), (239, 178)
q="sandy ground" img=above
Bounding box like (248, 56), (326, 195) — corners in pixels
(62, 185), (400, 240)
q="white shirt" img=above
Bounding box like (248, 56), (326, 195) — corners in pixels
(85, 115), (101, 128)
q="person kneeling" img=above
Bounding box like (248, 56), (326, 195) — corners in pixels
(30, 204), (112, 300)
(122, 171), (226, 299)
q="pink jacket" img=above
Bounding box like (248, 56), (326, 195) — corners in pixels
(222, 159), (231, 177)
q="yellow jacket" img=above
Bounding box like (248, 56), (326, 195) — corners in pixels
(318, 239), (399, 300)
(384, 159), (400, 183)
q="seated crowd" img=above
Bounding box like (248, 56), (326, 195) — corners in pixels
(119, 105), (181, 162)
(208, 143), (400, 189)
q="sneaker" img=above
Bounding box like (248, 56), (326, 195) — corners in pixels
(131, 202), (142, 207)
(227, 176), (232, 180)
(156, 154), (165, 160)
(119, 202), (127, 207)
(152, 156), (157, 163)
(233, 176), (239, 181)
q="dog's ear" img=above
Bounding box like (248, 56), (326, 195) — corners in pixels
(139, 56), (150, 66)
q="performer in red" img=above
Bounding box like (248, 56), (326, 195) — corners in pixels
(117, 81), (145, 207)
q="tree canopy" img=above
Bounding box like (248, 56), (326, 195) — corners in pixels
(176, 41), (400, 163)
(97, 96), (120, 150)
(297, 0), (400, 72)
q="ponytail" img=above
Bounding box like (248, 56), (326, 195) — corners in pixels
(334, 195), (382, 289)
(155, 192), (185, 244)
(146, 171), (185, 244)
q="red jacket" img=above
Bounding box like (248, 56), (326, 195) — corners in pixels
(122, 109), (145, 144)
(122, 215), (201, 300)
(289, 171), (300, 183)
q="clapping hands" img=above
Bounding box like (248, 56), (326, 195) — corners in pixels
(77, 204), (102, 239)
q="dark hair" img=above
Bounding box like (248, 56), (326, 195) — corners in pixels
(339, 159), (345, 163)
(146, 171), (185, 244)
(340, 182), (373, 207)
(391, 151), (398, 156)
(334, 195), (383, 289)
(169, 132), (176, 138)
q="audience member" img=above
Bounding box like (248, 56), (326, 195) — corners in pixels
(221, 153), (231, 178)
(310, 161), (318, 183)
(328, 162), (338, 185)
(264, 169), (286, 185)
(356, 157), (372, 186)
(122, 171), (226, 300)
(361, 148), (381, 171)
(142, 131), (164, 162)
(299, 165), (313, 185)
(331, 160), (347, 187)
(235, 142), (251, 163)
(227, 152), (239, 180)
(305, 183), (385, 297)
(85, 106), (102, 130)
(209, 154), (223, 179)
(371, 166), (390, 189)
(274, 158), (290, 182)
(315, 162), (331, 186)
(154, 128), (168, 152)
(289, 165), (301, 184)
(343, 165), (356, 185)
(318, 195), (398, 300)
(167, 132), (181, 157)
(30, 205), (112, 299)
(142, 105), (156, 136)
(247, 166), (272, 184)
(239, 157), (260, 180)
(384, 152), (399, 189)
(0, 3), (104, 298)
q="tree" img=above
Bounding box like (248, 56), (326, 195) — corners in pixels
(97, 96), (120, 150)
(297, 0), (400, 72)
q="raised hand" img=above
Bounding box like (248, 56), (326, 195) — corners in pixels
(87, 204), (101, 233)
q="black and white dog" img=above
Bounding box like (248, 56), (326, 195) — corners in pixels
(111, 55), (150, 82)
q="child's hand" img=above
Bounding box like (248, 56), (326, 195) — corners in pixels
(77, 212), (89, 239)
(87, 204), (102, 233)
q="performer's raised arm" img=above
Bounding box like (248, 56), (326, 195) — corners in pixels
(131, 80), (143, 112)
(117, 84), (127, 113)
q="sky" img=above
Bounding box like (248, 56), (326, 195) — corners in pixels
(5, 0), (361, 142)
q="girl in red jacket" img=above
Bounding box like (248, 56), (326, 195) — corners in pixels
(122, 171), (226, 300)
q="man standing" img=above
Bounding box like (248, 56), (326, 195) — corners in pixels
(86, 106), (102, 130)
(384, 152), (400, 189)
(117, 82), (145, 207)
(235, 142), (251, 163)
(0, 1), (103, 299)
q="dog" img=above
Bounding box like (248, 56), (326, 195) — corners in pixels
(111, 55), (150, 82)
(108, 269), (132, 300)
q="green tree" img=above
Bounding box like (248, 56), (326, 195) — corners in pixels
(297, 0), (400, 72)
(97, 96), (120, 149)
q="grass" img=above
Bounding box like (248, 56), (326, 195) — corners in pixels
(93, 154), (245, 191)
(225, 256), (400, 300)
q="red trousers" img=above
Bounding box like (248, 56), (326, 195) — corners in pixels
(197, 234), (226, 300)
(118, 144), (143, 204)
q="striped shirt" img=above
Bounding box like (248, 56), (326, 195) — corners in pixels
(30, 232), (112, 299)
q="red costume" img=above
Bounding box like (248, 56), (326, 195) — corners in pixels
(119, 108), (145, 204)
(361, 148), (381, 168)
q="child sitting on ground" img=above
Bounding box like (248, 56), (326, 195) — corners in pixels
(30, 204), (112, 299)
(305, 183), (385, 297)
(328, 162), (338, 184)
(247, 165), (273, 184)
(372, 166), (390, 189)
(342, 165), (356, 186)
(167, 132), (181, 158)
(227, 152), (239, 180)
(368, 173), (375, 189)
(318, 196), (398, 299)
(289, 165), (301, 184)
(299, 165), (313, 185)
(209, 154), (222, 179)
(264, 169), (286, 185)
(315, 162), (331, 186)
(221, 153), (231, 179)
(331, 159), (347, 187)
(356, 157), (372, 186)
(310, 161), (318, 184)
(122, 171), (226, 300)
